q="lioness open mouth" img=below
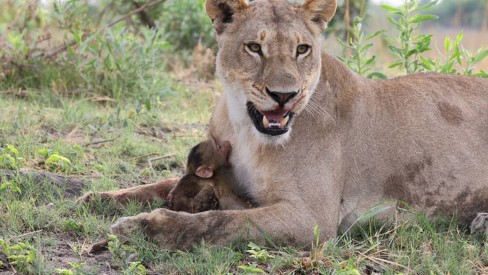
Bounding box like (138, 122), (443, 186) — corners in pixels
(246, 102), (294, 136)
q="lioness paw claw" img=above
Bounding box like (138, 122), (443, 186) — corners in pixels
(470, 213), (488, 234)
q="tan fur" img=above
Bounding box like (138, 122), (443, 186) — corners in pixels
(103, 0), (488, 249)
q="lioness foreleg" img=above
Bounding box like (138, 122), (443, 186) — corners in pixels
(110, 201), (332, 249)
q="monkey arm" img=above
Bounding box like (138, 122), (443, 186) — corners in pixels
(192, 184), (219, 212)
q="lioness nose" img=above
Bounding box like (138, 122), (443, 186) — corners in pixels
(266, 88), (298, 106)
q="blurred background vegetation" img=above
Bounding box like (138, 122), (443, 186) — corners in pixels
(0, 0), (487, 103)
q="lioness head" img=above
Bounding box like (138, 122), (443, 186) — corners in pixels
(206, 0), (336, 144)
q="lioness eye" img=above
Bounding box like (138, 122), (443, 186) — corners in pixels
(297, 45), (310, 55)
(247, 43), (262, 53)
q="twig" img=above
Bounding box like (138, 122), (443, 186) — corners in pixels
(357, 251), (413, 272)
(130, 152), (161, 161)
(47, 32), (91, 58)
(129, 120), (166, 144)
(84, 139), (114, 147)
(85, 96), (117, 102)
(148, 154), (175, 170)
(8, 230), (43, 241)
(106, 0), (166, 29)
(47, 0), (167, 58)
(131, 0), (157, 29)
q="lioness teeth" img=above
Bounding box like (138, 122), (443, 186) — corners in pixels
(263, 116), (270, 128)
(262, 114), (289, 128)
(280, 115), (289, 127)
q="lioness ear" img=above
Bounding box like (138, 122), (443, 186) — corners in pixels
(206, 0), (249, 33)
(302, 0), (337, 30)
(195, 166), (214, 178)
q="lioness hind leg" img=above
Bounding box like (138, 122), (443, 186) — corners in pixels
(77, 178), (179, 205)
(470, 213), (488, 234)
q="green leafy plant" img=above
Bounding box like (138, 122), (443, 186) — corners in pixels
(382, 0), (439, 74)
(0, 239), (37, 273)
(158, 0), (215, 51)
(311, 225), (324, 262)
(71, 25), (172, 101)
(61, 219), (85, 234)
(0, 180), (22, 195)
(125, 261), (147, 275)
(56, 261), (85, 275)
(0, 144), (25, 170)
(38, 148), (72, 172)
(237, 264), (266, 274)
(420, 32), (488, 77)
(245, 242), (274, 264)
(338, 17), (387, 79)
(333, 259), (361, 275)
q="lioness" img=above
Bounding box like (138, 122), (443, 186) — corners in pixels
(102, 0), (488, 249)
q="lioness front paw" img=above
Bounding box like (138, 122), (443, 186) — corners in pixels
(109, 209), (216, 249)
(110, 215), (145, 237)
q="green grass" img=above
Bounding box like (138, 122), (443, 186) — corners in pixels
(1, 76), (487, 274)
(1, 0), (487, 273)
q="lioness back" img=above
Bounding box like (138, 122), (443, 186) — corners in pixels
(336, 66), (488, 226)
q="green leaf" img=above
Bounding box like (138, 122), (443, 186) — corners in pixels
(145, 98), (151, 111)
(6, 145), (19, 157)
(388, 46), (403, 56)
(67, 44), (76, 58)
(472, 50), (488, 64)
(367, 72), (388, 80)
(406, 49), (418, 58)
(474, 70), (488, 78)
(237, 266), (265, 274)
(46, 154), (71, 165)
(0, 182), (8, 192)
(359, 43), (373, 53)
(247, 242), (261, 251)
(388, 62), (403, 69)
(337, 38), (349, 48)
(420, 56), (433, 71)
(444, 36), (451, 51)
(409, 14), (438, 24)
(365, 30), (385, 41)
(387, 17), (401, 28)
(0, 154), (17, 169)
(364, 56), (376, 66)
(357, 204), (393, 221)
(454, 32), (464, 46)
(38, 149), (49, 157)
(380, 4), (399, 12)
(418, 0), (438, 11)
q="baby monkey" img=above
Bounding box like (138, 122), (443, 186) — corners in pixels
(168, 136), (250, 213)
